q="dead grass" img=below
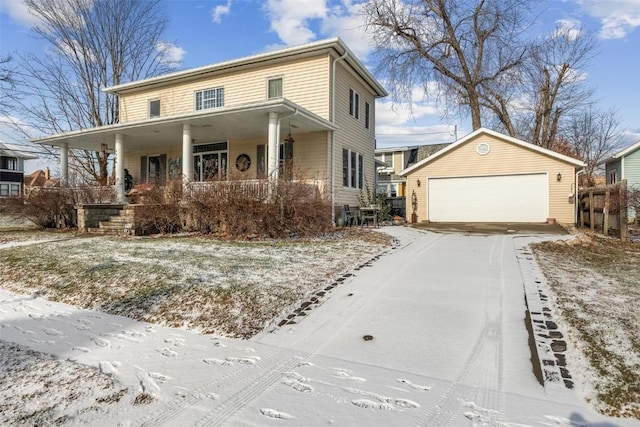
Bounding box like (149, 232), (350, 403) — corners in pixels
(0, 229), (392, 339)
(532, 232), (640, 419)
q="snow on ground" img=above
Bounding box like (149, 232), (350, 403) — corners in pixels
(0, 225), (637, 426)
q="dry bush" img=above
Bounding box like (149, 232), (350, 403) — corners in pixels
(182, 177), (332, 239)
(1, 186), (116, 229)
(132, 180), (182, 235)
(627, 185), (640, 223)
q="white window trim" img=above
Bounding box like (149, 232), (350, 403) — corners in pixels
(267, 76), (284, 99)
(149, 98), (161, 118)
(195, 87), (225, 111)
(343, 148), (364, 189)
(349, 88), (360, 120)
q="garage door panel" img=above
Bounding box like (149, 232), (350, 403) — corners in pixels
(428, 174), (548, 222)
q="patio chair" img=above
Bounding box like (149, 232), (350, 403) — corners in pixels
(344, 205), (356, 226)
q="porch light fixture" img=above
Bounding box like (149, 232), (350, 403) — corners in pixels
(557, 172), (562, 182)
(284, 121), (295, 143)
(416, 179), (421, 187)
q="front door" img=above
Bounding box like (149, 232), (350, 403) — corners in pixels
(193, 142), (228, 181)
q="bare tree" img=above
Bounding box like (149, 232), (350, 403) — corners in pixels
(0, 55), (17, 115)
(515, 24), (597, 149)
(563, 106), (623, 186)
(363, 0), (530, 130)
(13, 0), (171, 184)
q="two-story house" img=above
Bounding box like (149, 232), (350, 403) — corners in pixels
(32, 38), (387, 221)
(604, 139), (640, 220)
(0, 142), (37, 197)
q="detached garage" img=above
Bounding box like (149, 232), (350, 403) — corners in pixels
(400, 128), (585, 224)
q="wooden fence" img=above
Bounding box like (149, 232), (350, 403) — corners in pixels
(578, 180), (628, 241)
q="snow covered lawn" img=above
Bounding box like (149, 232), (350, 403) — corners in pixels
(533, 233), (640, 419)
(0, 230), (392, 338)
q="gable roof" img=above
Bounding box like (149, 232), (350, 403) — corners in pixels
(604, 140), (640, 163)
(104, 38), (388, 98)
(0, 142), (38, 160)
(399, 128), (584, 176)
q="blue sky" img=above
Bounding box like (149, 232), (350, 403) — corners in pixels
(1, 0), (639, 158)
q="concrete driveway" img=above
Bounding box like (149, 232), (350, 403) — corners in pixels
(1, 226), (631, 426)
(234, 226), (627, 426)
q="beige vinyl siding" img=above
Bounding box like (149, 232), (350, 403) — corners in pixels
(404, 134), (577, 224)
(333, 61), (378, 207)
(119, 56), (331, 123)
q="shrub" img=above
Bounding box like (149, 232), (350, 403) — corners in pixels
(182, 178), (332, 239)
(131, 180), (182, 235)
(1, 186), (117, 229)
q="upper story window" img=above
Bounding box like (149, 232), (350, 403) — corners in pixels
(349, 88), (359, 119)
(375, 152), (394, 169)
(268, 77), (283, 99)
(149, 99), (160, 118)
(195, 87), (224, 111)
(609, 169), (617, 184)
(365, 102), (370, 129)
(1, 156), (18, 171)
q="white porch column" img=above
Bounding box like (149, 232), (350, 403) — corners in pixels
(267, 112), (279, 181)
(182, 124), (193, 183)
(60, 142), (69, 186)
(115, 133), (125, 203)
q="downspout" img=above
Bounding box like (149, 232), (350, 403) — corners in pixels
(331, 50), (348, 225)
(575, 168), (584, 227)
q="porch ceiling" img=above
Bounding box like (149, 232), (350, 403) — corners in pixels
(32, 99), (337, 152)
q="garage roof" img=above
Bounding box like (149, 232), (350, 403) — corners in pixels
(399, 128), (585, 176)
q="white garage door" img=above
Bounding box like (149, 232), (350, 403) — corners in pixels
(428, 174), (548, 222)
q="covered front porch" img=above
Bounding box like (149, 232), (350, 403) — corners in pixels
(32, 98), (338, 204)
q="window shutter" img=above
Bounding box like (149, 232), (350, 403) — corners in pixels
(140, 156), (147, 183)
(159, 154), (167, 185)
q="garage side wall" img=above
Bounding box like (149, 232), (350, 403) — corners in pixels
(404, 134), (577, 224)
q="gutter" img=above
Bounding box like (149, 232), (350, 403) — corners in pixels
(331, 49), (349, 225)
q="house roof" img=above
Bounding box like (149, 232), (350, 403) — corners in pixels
(399, 128), (585, 176)
(0, 142), (38, 160)
(32, 98), (338, 151)
(602, 140), (640, 164)
(375, 146), (418, 153)
(105, 38), (388, 98)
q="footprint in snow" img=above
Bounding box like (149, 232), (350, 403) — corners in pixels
(226, 356), (259, 365)
(203, 358), (233, 366)
(344, 387), (419, 409)
(148, 372), (171, 382)
(351, 399), (395, 411)
(158, 348), (178, 358)
(260, 408), (294, 420)
(42, 327), (64, 336)
(28, 313), (45, 320)
(99, 361), (119, 376)
(91, 336), (111, 348)
(397, 378), (432, 391)
(72, 346), (91, 353)
(333, 370), (366, 382)
(282, 378), (314, 393)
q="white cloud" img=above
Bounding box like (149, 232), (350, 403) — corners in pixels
(156, 42), (185, 69)
(0, 0), (38, 26)
(212, 0), (232, 24)
(573, 0), (640, 39)
(264, 0), (328, 46)
(554, 18), (583, 41)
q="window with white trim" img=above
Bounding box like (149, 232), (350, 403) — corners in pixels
(365, 101), (370, 129)
(610, 169), (617, 184)
(1, 156), (18, 170)
(343, 148), (364, 189)
(349, 88), (359, 119)
(267, 77), (283, 99)
(0, 183), (20, 197)
(195, 87), (224, 110)
(149, 99), (160, 118)
(375, 152), (394, 169)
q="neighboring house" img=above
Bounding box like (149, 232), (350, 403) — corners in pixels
(400, 128), (584, 224)
(0, 142), (37, 197)
(603, 139), (640, 219)
(24, 168), (59, 190)
(376, 143), (450, 197)
(32, 38), (387, 218)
